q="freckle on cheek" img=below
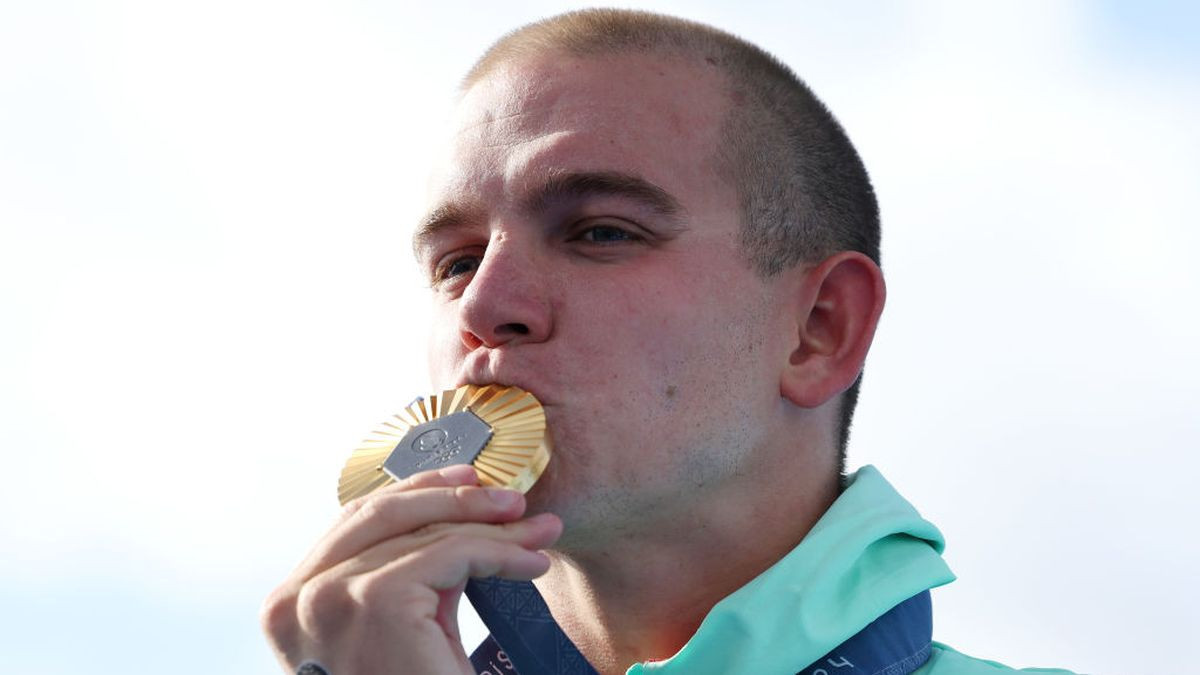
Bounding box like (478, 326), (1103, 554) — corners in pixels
(665, 385), (677, 398)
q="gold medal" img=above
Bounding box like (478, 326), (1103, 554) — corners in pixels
(337, 384), (551, 505)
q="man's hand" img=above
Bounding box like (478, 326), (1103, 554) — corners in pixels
(261, 464), (562, 674)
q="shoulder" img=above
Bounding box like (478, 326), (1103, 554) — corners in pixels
(914, 642), (1082, 674)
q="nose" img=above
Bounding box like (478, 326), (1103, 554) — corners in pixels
(457, 238), (553, 350)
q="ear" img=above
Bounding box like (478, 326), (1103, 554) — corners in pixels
(779, 252), (886, 409)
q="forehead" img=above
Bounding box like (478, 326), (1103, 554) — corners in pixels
(426, 52), (733, 210)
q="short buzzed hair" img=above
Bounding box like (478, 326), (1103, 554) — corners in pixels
(463, 9), (880, 475)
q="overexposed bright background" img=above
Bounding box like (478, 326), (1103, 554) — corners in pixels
(2, 2), (1196, 673)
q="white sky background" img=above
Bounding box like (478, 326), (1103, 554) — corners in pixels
(1, 1), (1196, 673)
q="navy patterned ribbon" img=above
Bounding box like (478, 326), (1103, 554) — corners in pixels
(467, 578), (932, 675)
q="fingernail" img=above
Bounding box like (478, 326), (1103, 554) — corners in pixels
(484, 488), (521, 507)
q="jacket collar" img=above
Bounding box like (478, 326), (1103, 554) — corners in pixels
(629, 465), (956, 675)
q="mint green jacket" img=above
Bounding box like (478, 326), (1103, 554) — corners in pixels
(626, 466), (1079, 675)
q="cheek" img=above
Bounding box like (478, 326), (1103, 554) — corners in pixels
(571, 283), (688, 374)
(579, 272), (759, 398)
(646, 285), (778, 411)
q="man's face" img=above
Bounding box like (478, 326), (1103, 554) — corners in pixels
(415, 53), (795, 547)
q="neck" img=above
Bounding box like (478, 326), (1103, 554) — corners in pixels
(533, 452), (839, 675)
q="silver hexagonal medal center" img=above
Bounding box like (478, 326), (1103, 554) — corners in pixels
(382, 410), (493, 481)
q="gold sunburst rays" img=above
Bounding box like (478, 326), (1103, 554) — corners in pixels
(337, 384), (551, 505)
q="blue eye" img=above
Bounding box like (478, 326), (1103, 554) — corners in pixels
(439, 256), (480, 281)
(579, 225), (636, 243)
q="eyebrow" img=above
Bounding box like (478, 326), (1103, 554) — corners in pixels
(525, 170), (685, 222)
(411, 170), (686, 258)
(412, 203), (478, 258)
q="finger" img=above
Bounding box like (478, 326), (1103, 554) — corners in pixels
(340, 512), (563, 578)
(291, 465), (482, 580)
(296, 537), (553, 652)
(392, 463), (480, 491)
(341, 464), (480, 517)
(341, 536), (554, 614)
(292, 515), (561, 655)
(400, 533), (556, 590)
(406, 512), (563, 555)
(298, 485), (531, 580)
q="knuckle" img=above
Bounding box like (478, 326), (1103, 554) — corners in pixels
(295, 576), (352, 634)
(352, 569), (414, 606)
(337, 494), (370, 522)
(351, 570), (390, 602)
(338, 482), (409, 523)
(346, 571), (440, 626)
(259, 584), (299, 637)
(356, 494), (391, 523)
(346, 492), (403, 526)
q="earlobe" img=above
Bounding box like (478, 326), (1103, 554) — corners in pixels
(779, 252), (886, 409)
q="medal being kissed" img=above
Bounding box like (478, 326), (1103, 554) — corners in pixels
(336, 384), (551, 505)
